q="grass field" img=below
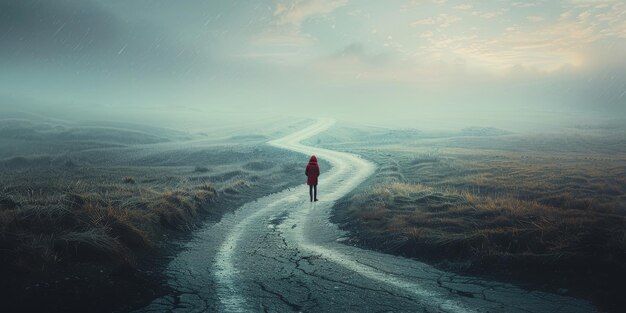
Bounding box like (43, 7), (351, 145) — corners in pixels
(310, 121), (626, 312)
(0, 115), (313, 312)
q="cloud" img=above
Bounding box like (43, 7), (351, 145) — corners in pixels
(511, 1), (543, 8)
(401, 0), (449, 11)
(480, 11), (502, 19)
(453, 4), (473, 10)
(264, 0), (624, 85)
(527, 15), (546, 22)
(330, 43), (390, 65)
(314, 43), (408, 81)
(273, 0), (348, 27)
(313, 42), (478, 85)
(255, 0), (348, 47)
(254, 29), (317, 47)
(406, 0), (626, 75)
(411, 14), (461, 28)
(253, 0), (625, 83)
(421, 24), (590, 72)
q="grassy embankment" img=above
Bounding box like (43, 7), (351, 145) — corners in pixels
(322, 124), (626, 312)
(0, 116), (310, 312)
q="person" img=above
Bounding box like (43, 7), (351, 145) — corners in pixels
(305, 155), (320, 202)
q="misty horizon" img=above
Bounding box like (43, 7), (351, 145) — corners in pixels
(1, 0), (625, 131)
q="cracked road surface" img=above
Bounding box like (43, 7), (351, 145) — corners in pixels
(137, 119), (598, 313)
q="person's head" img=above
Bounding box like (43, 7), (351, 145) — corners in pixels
(309, 155), (317, 163)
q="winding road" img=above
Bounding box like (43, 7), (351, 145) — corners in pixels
(137, 119), (597, 313)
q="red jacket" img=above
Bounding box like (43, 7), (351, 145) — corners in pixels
(305, 155), (320, 186)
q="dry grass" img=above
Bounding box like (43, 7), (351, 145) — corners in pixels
(122, 176), (136, 184)
(222, 179), (252, 195)
(341, 181), (625, 261)
(0, 178), (219, 272)
(0, 147), (306, 279)
(0, 117), (311, 312)
(318, 124), (626, 310)
(333, 149), (626, 311)
(152, 183), (217, 230)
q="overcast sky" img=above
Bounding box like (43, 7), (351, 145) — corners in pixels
(1, 0), (625, 129)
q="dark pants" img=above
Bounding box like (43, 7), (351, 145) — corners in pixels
(309, 184), (317, 202)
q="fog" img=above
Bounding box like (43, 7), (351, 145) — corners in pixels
(1, 0), (625, 131)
